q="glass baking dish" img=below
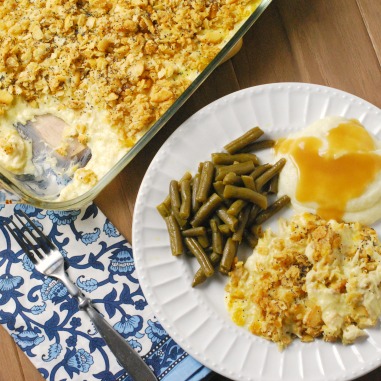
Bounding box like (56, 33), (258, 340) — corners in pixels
(0, 0), (272, 210)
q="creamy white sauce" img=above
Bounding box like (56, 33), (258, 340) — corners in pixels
(0, 96), (128, 201)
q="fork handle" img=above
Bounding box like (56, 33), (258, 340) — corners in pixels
(60, 276), (156, 381)
(81, 300), (157, 381)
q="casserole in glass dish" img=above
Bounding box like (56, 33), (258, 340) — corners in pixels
(0, 0), (272, 209)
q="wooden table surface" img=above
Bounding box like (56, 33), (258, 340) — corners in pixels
(2, 0), (381, 380)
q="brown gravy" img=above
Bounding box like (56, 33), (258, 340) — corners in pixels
(276, 120), (381, 221)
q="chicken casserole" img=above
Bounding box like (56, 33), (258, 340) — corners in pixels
(0, 0), (262, 200)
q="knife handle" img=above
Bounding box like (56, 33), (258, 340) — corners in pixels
(78, 296), (157, 381)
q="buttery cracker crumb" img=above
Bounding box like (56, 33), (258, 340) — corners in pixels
(0, 90), (14, 105)
(0, 0), (260, 144)
(226, 213), (381, 349)
(75, 168), (98, 186)
(0, 0), (261, 201)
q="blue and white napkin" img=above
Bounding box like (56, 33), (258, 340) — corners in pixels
(0, 192), (211, 381)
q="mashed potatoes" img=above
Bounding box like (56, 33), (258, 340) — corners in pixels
(275, 116), (381, 224)
(225, 213), (381, 349)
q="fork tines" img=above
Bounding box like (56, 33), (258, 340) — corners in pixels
(5, 211), (54, 263)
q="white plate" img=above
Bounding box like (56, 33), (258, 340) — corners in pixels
(132, 83), (381, 381)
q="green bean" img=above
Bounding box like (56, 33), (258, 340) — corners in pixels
(254, 195), (291, 225)
(191, 174), (201, 213)
(216, 161), (255, 181)
(241, 175), (256, 191)
(182, 227), (210, 248)
(179, 179), (192, 219)
(163, 195), (171, 208)
(171, 208), (188, 229)
(218, 224), (231, 235)
(196, 161), (215, 203)
(184, 238), (214, 277)
(197, 233), (210, 248)
(157, 202), (171, 218)
(165, 215), (183, 256)
(240, 139), (275, 153)
(213, 181), (225, 199)
(159, 125), (290, 287)
(219, 238), (238, 274)
(180, 171), (193, 183)
(216, 207), (238, 232)
(210, 252), (222, 263)
(182, 227), (207, 237)
(232, 205), (251, 243)
(222, 172), (243, 185)
(268, 174), (279, 194)
(227, 199), (247, 216)
(192, 252), (221, 287)
(243, 230), (259, 249)
(255, 158), (286, 191)
(169, 180), (181, 211)
(250, 224), (263, 237)
(191, 193), (223, 227)
(210, 218), (224, 254)
(250, 163), (272, 180)
(211, 153), (259, 165)
(223, 185), (268, 209)
(247, 204), (260, 225)
(161, 172), (191, 213)
(157, 172), (192, 217)
(224, 127), (264, 154)
(192, 270), (207, 287)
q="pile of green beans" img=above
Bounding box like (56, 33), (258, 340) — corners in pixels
(157, 126), (290, 287)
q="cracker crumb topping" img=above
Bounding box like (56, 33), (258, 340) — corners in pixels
(226, 213), (381, 349)
(0, 0), (259, 144)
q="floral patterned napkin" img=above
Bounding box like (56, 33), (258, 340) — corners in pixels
(0, 193), (211, 381)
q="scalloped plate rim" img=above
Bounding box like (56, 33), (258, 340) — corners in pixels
(132, 82), (381, 381)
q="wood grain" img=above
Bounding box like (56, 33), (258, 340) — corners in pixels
(1, 0), (381, 380)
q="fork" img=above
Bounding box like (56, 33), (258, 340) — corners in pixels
(5, 211), (157, 381)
